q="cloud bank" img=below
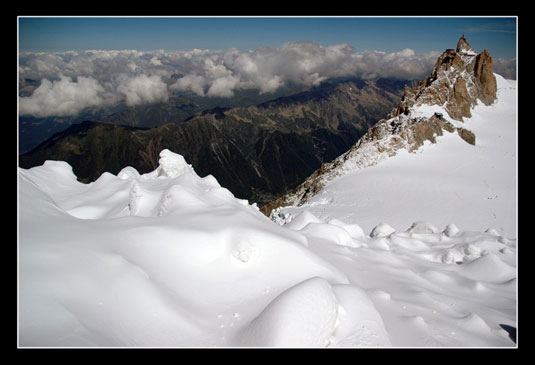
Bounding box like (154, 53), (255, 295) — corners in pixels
(18, 42), (516, 118)
(19, 74), (109, 117)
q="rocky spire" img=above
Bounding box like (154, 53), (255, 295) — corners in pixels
(473, 49), (497, 105)
(390, 35), (497, 121)
(456, 35), (476, 54)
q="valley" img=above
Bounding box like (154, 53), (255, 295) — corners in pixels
(19, 78), (407, 206)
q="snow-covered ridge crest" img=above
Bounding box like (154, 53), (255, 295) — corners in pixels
(156, 149), (190, 178)
(262, 36), (501, 212)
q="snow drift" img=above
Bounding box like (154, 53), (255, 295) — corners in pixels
(18, 146), (516, 347)
(18, 149), (391, 347)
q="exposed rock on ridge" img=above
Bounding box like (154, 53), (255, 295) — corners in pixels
(261, 36), (497, 216)
(390, 36), (496, 122)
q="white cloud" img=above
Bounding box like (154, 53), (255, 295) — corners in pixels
(19, 74), (108, 117)
(206, 75), (240, 98)
(149, 56), (163, 66)
(493, 58), (516, 80)
(117, 74), (169, 106)
(18, 42), (517, 117)
(351, 50), (440, 80)
(169, 74), (207, 96)
(259, 75), (283, 94)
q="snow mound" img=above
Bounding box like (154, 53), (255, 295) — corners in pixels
(239, 277), (392, 347)
(117, 166), (140, 180)
(19, 150), (358, 347)
(389, 233), (429, 251)
(458, 313), (492, 334)
(330, 285), (391, 347)
(156, 149), (190, 178)
(300, 223), (357, 248)
(286, 210), (324, 231)
(443, 223), (460, 237)
(370, 223), (396, 238)
(458, 253), (516, 283)
(407, 221), (438, 234)
(328, 219), (366, 239)
(239, 277), (339, 347)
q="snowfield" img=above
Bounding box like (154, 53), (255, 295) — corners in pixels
(18, 75), (516, 348)
(280, 75), (517, 237)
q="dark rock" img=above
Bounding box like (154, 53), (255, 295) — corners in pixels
(456, 35), (474, 54)
(458, 128), (476, 145)
(499, 324), (517, 344)
(473, 49), (497, 105)
(448, 78), (472, 120)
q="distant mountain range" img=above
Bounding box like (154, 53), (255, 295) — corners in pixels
(18, 83), (308, 154)
(19, 77), (407, 206)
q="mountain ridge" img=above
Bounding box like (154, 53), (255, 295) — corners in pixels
(261, 36), (498, 216)
(19, 78), (407, 205)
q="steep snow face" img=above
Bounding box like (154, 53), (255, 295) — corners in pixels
(278, 74), (516, 237)
(19, 145), (516, 347)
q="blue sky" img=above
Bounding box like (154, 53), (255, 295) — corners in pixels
(18, 16), (517, 59)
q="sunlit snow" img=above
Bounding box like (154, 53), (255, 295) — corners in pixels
(18, 75), (516, 348)
(281, 75), (516, 236)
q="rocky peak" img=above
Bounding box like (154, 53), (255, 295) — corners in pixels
(456, 35), (477, 55)
(390, 36), (496, 122)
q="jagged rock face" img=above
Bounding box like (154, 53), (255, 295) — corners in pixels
(451, 78), (472, 120)
(473, 50), (497, 105)
(262, 36), (494, 215)
(456, 35), (473, 54)
(390, 36), (496, 123)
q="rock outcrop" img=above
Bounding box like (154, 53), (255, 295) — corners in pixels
(473, 49), (497, 105)
(261, 36), (497, 216)
(390, 35), (496, 123)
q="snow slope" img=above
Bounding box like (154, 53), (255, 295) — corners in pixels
(278, 74), (516, 237)
(18, 73), (517, 347)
